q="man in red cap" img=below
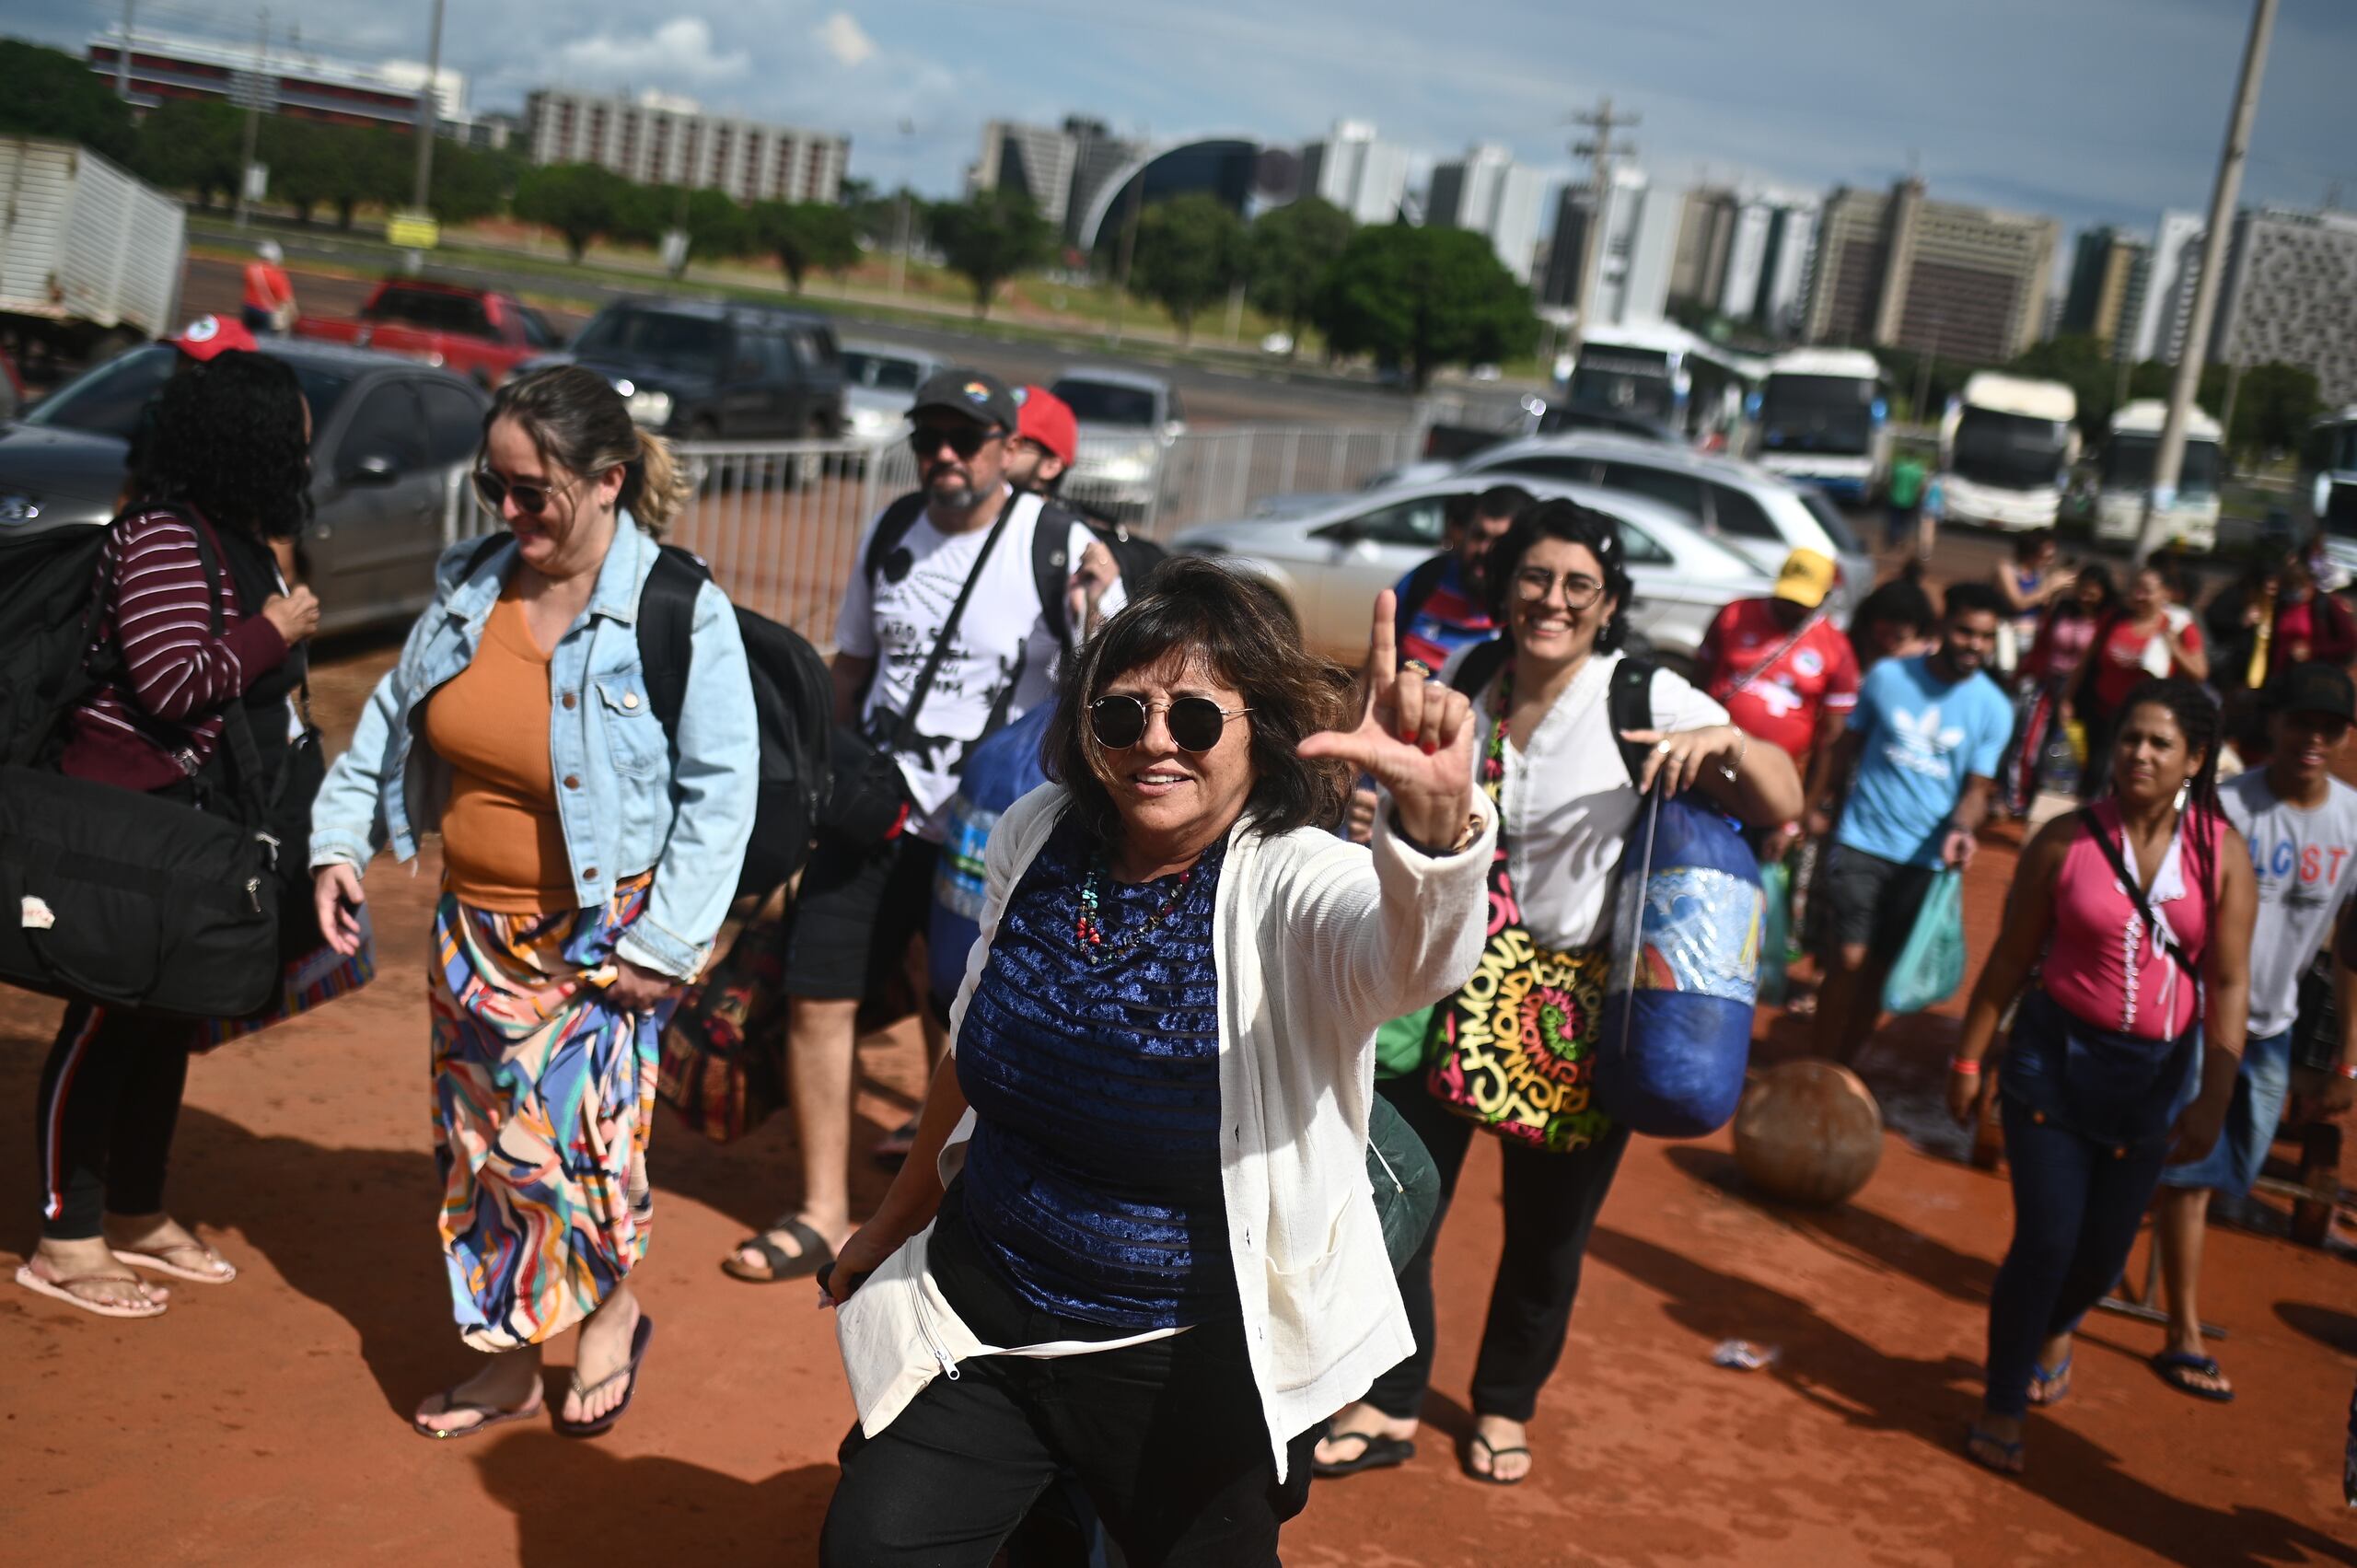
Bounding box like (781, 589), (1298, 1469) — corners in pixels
(1008, 384), (1077, 496)
(170, 315), (261, 362)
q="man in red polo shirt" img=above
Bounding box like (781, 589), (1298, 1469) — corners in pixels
(1698, 547), (1859, 849)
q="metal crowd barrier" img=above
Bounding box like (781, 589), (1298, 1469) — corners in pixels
(449, 424), (1417, 650)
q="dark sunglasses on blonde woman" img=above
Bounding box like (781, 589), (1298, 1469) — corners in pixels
(473, 469), (573, 517)
(1089, 695), (1252, 753)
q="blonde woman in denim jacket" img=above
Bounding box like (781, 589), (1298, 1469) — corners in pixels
(308, 366), (757, 1440)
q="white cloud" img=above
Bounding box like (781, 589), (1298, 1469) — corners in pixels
(555, 17), (749, 86)
(814, 12), (877, 69)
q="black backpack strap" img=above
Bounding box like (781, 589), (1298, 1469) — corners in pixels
(1396, 555), (1450, 642)
(1608, 656), (1656, 787)
(637, 542), (708, 751)
(2074, 807), (2204, 983)
(861, 492), (933, 587)
(1447, 636), (1513, 699)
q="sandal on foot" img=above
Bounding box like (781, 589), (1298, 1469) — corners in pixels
(2028, 1354), (2072, 1408)
(552, 1313), (654, 1439)
(412, 1387), (545, 1440)
(1965, 1425), (2025, 1476)
(722, 1218), (833, 1283)
(111, 1242), (237, 1284)
(1461, 1433), (1530, 1487)
(2150, 1350), (2235, 1403)
(13, 1262), (167, 1318)
(1312, 1426), (1415, 1479)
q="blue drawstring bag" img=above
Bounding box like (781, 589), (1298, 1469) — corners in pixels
(927, 704), (1055, 1014)
(1757, 858), (1791, 1007)
(1596, 791), (1763, 1138)
(1882, 867), (1965, 1016)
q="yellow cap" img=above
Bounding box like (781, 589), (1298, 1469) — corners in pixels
(1772, 548), (1837, 609)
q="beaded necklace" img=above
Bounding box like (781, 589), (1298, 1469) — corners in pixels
(1074, 854), (1196, 963)
(1479, 668), (1514, 806)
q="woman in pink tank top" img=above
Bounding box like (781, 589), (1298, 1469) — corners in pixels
(1946, 678), (2255, 1478)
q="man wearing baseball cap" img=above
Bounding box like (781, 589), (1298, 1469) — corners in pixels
(1697, 547), (1860, 825)
(725, 366), (1122, 1285)
(2152, 661), (2357, 1403)
(170, 314), (261, 362)
(1007, 384), (1078, 496)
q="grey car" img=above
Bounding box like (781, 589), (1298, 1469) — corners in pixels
(0, 339), (490, 635)
(839, 339), (947, 447)
(1447, 432), (1875, 618)
(1168, 476), (1773, 670)
(1051, 366), (1187, 518)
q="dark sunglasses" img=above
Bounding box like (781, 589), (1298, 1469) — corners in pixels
(1089, 694), (1252, 753)
(910, 424), (1001, 460)
(473, 468), (570, 517)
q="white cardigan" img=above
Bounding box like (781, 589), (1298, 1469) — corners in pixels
(833, 781), (1497, 1481)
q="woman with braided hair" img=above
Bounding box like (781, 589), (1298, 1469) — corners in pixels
(1947, 677), (2255, 1475)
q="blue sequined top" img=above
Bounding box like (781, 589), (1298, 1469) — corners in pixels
(954, 812), (1235, 1331)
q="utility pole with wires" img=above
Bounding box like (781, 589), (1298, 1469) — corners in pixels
(1108, 130), (1148, 350)
(1566, 97), (1638, 359)
(233, 6), (266, 228)
(409, 0), (446, 215)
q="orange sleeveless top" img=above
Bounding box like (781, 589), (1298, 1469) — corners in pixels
(424, 592), (573, 913)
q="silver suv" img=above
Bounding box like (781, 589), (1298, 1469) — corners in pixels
(1450, 432), (1874, 617)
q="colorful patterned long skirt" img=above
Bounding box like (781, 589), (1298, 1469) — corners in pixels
(428, 879), (671, 1352)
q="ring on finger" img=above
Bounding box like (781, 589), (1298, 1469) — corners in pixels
(1655, 738), (1675, 756)
(1402, 658), (1433, 679)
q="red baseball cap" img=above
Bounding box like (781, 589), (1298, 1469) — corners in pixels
(1015, 385), (1078, 467)
(170, 314), (259, 362)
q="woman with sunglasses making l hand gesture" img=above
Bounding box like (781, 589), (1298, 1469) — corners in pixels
(307, 366), (760, 1445)
(816, 559), (1493, 1567)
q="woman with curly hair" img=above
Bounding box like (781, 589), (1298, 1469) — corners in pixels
(308, 366), (758, 1438)
(17, 349), (321, 1318)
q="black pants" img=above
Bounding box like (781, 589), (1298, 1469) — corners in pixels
(34, 1002), (191, 1239)
(822, 1191), (1314, 1567)
(1364, 1074), (1632, 1423)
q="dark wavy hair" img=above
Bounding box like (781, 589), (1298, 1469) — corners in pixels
(2104, 675), (2224, 927)
(1483, 497), (1635, 655)
(1045, 557), (1353, 846)
(123, 350), (312, 539)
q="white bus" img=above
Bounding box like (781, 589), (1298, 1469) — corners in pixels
(1937, 372), (2080, 532)
(1568, 321), (1763, 446)
(1748, 348), (1893, 504)
(2094, 399), (2224, 553)
(2301, 407), (2357, 587)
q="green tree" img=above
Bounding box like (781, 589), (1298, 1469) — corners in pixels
(2006, 333), (2128, 436)
(429, 144), (517, 226)
(260, 117), (343, 226)
(752, 199), (860, 292)
(1246, 197), (1353, 353)
(1312, 223), (1536, 389)
(133, 99), (245, 209)
(614, 186), (754, 275)
(1129, 193), (1245, 344)
(322, 127), (411, 230)
(0, 41), (138, 163)
(2202, 361), (2321, 459)
(514, 163), (633, 262)
(928, 189), (1054, 318)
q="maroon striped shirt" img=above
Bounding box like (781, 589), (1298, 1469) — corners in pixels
(59, 509), (288, 792)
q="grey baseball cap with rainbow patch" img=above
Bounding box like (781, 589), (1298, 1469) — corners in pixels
(909, 367), (1018, 433)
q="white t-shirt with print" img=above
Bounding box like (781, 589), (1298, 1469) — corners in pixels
(836, 489), (1121, 841)
(1442, 646), (1730, 950)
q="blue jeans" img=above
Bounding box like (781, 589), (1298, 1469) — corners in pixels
(2155, 1028), (2293, 1200)
(1983, 1095), (2171, 1418)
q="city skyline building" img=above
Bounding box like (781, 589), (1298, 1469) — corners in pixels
(1298, 121), (1411, 226)
(2211, 203), (2357, 405)
(522, 87), (848, 204)
(968, 116), (1147, 246)
(2133, 209), (2208, 365)
(85, 27), (466, 134)
(1541, 167), (1679, 330)
(2060, 226), (2151, 350)
(1427, 144), (1548, 284)
(1803, 178), (2058, 365)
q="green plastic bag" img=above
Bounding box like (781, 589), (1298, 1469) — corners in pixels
(1882, 868), (1965, 1016)
(1758, 859), (1791, 1007)
(1375, 1005), (1437, 1079)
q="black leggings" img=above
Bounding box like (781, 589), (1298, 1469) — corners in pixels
(33, 1002), (191, 1240)
(1365, 1074), (1633, 1423)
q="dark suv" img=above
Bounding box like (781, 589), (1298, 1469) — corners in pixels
(555, 298), (845, 442)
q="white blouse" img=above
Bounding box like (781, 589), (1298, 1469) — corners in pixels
(1444, 647), (1730, 950)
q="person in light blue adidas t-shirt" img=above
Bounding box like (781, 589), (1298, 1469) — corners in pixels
(1815, 581), (2013, 1066)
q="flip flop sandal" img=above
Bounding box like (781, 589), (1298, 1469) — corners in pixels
(1965, 1425), (2025, 1476)
(552, 1312), (655, 1439)
(721, 1218), (834, 1283)
(2028, 1354), (2072, 1408)
(112, 1242), (238, 1284)
(1312, 1427), (1416, 1479)
(2149, 1351), (2235, 1403)
(1461, 1433), (1531, 1486)
(412, 1388), (546, 1441)
(14, 1263), (167, 1319)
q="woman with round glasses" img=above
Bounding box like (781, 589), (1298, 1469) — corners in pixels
(308, 365), (759, 1438)
(1316, 498), (1801, 1488)
(817, 558), (1496, 1566)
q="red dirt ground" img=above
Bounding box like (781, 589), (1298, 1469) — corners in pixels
(6, 646), (2357, 1568)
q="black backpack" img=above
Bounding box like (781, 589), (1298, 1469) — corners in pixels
(463, 535), (836, 900)
(1451, 639), (1656, 784)
(0, 526), (112, 768)
(863, 490), (1168, 652)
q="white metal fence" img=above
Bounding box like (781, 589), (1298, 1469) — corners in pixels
(450, 424), (1417, 649)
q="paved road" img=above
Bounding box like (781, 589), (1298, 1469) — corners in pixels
(180, 254), (1416, 430)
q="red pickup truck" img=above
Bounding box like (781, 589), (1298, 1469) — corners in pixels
(296, 279), (563, 388)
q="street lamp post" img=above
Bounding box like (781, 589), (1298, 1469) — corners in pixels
(410, 0), (447, 215)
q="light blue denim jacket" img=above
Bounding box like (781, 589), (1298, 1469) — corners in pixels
(308, 517), (758, 980)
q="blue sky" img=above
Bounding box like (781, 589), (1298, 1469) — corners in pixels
(9, 0), (2351, 240)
